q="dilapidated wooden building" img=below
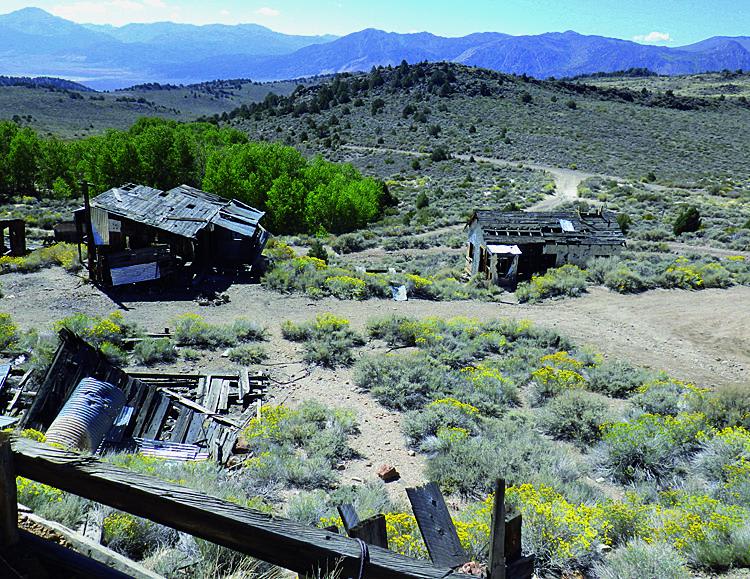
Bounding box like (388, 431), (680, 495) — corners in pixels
(74, 183), (268, 286)
(466, 209), (625, 286)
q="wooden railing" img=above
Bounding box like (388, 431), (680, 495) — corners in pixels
(0, 433), (533, 578)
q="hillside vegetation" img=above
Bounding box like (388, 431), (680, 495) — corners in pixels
(215, 62), (750, 181)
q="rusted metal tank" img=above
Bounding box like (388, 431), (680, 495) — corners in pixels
(45, 378), (126, 452)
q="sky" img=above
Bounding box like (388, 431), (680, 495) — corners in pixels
(2, 0), (747, 44)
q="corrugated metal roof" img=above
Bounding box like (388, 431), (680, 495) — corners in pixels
(89, 183), (265, 240)
(470, 210), (625, 246)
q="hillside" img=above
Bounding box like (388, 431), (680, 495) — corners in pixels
(2, 8), (750, 88)
(0, 78), (309, 137)
(216, 62), (750, 181)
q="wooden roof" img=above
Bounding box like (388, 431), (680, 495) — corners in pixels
(469, 209), (625, 246)
(86, 183), (265, 240)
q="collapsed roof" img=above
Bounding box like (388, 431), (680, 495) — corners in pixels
(88, 183), (265, 241)
(469, 209), (626, 246)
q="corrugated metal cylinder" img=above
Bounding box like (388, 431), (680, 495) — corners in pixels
(46, 378), (126, 452)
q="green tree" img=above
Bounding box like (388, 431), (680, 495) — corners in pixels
(673, 206), (701, 236)
(8, 128), (41, 194)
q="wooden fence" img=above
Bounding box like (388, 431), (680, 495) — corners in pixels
(0, 433), (533, 578)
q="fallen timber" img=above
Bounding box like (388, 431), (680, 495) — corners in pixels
(6, 435), (472, 579)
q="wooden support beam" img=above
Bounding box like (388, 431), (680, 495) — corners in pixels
(10, 438), (469, 579)
(0, 432), (19, 549)
(23, 511), (161, 579)
(349, 514), (388, 549)
(488, 479), (506, 579)
(406, 482), (469, 569)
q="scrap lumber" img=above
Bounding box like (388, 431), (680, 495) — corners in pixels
(0, 433), (18, 548)
(11, 437), (470, 579)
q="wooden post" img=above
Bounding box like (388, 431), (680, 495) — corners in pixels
(405, 482), (469, 569)
(488, 479), (506, 579)
(82, 181), (97, 282)
(337, 504), (360, 533)
(349, 514), (388, 549)
(0, 432), (19, 548)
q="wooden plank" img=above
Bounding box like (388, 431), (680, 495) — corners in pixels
(0, 432), (18, 547)
(238, 368), (250, 400)
(159, 388), (238, 427)
(170, 408), (193, 443)
(184, 412), (207, 445)
(488, 479), (506, 579)
(217, 380), (230, 413)
(337, 504), (360, 532)
(0, 364), (11, 396)
(23, 511), (162, 579)
(143, 396), (171, 440)
(131, 388), (158, 438)
(200, 374), (213, 406)
(10, 437), (468, 579)
(506, 556), (534, 579)
(349, 514), (388, 549)
(406, 482), (468, 569)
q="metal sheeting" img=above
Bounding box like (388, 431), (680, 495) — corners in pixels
(486, 244), (522, 255)
(46, 378), (126, 452)
(559, 219), (576, 232)
(110, 262), (161, 286)
(90, 207), (110, 246)
(89, 184), (264, 241)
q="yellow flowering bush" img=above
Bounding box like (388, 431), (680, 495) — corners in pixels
(428, 397), (480, 416)
(17, 477), (64, 504)
(516, 264), (588, 303)
(0, 243), (81, 274)
(385, 512), (429, 558)
(0, 313), (18, 350)
(293, 255), (328, 270)
(54, 311), (131, 347)
(243, 405), (291, 442)
(325, 275), (367, 299)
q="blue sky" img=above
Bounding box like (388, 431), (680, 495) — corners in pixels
(3, 0), (747, 44)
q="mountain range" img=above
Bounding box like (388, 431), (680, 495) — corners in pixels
(2, 7), (750, 90)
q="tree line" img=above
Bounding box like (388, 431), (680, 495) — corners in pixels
(0, 118), (391, 234)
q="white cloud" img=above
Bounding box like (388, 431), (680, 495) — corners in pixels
(255, 6), (280, 17)
(633, 31), (672, 43)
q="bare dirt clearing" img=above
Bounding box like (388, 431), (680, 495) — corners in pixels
(2, 268), (748, 501)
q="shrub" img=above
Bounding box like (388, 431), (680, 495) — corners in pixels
(599, 412), (710, 484)
(694, 426), (750, 505)
(587, 359), (651, 398)
(0, 313), (18, 350)
(415, 191), (430, 209)
(539, 390), (610, 448)
(506, 483), (609, 573)
(603, 264), (650, 293)
(54, 311), (139, 348)
(426, 415), (582, 498)
(529, 351), (586, 405)
(228, 344), (268, 365)
(430, 146), (450, 162)
(673, 206), (702, 236)
(631, 378), (706, 416)
(690, 383), (750, 429)
(173, 314), (266, 349)
(594, 539), (689, 579)
(103, 511), (178, 560)
(281, 313), (364, 368)
(132, 338), (177, 366)
(325, 275), (366, 299)
(516, 265), (587, 303)
(0, 243), (81, 274)
(16, 477), (88, 528)
(242, 401), (357, 490)
(307, 239), (329, 263)
(403, 398), (483, 450)
(99, 341), (129, 365)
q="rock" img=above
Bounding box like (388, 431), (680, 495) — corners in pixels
(377, 464), (400, 482)
(408, 450), (416, 457)
(335, 463), (346, 471)
(234, 435), (250, 453)
(351, 477), (363, 483)
(459, 562), (486, 576)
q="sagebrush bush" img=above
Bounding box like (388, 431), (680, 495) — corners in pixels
(690, 383), (750, 429)
(132, 338), (177, 366)
(242, 401), (358, 490)
(173, 314), (266, 349)
(694, 426), (750, 506)
(0, 312), (18, 350)
(282, 313), (364, 368)
(587, 359), (651, 398)
(54, 311), (140, 348)
(594, 539), (689, 579)
(516, 264), (588, 303)
(631, 378), (705, 416)
(228, 344), (268, 365)
(403, 398), (484, 450)
(539, 390), (610, 448)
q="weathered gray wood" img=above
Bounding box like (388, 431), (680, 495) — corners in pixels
(488, 479), (506, 579)
(217, 380), (230, 413)
(238, 368), (250, 400)
(0, 364), (10, 395)
(0, 433), (18, 548)
(27, 511), (161, 579)
(406, 482), (468, 569)
(10, 437), (469, 579)
(170, 408), (193, 443)
(184, 412), (207, 445)
(337, 504), (360, 532)
(143, 396), (171, 440)
(349, 514), (388, 549)
(131, 387), (158, 437)
(159, 388), (238, 427)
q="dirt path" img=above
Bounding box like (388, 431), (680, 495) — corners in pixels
(342, 144), (599, 210)
(667, 242), (750, 259)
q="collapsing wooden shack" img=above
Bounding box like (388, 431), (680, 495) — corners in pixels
(466, 209), (625, 286)
(74, 183), (269, 286)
